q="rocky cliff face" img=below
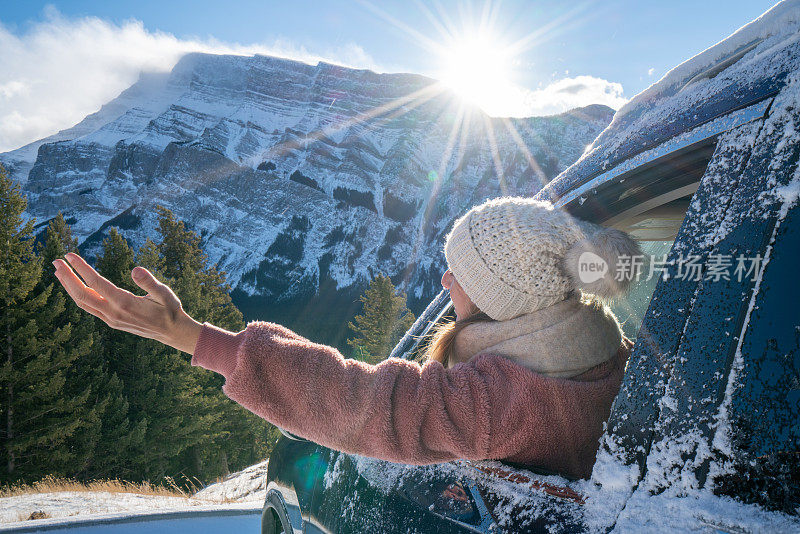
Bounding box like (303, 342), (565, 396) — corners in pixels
(1, 52), (612, 347)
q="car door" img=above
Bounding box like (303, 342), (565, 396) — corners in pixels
(307, 451), (498, 533)
(594, 90), (799, 529)
(264, 436), (328, 533)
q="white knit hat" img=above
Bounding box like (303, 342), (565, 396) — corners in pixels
(444, 197), (641, 321)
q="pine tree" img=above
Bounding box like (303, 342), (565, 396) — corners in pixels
(135, 238), (165, 279)
(155, 206), (242, 331)
(34, 213), (107, 478)
(0, 168), (89, 483)
(153, 206), (275, 482)
(347, 274), (415, 363)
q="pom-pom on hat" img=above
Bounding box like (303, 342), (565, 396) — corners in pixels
(444, 197), (641, 321)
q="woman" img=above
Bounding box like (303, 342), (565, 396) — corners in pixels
(53, 197), (639, 479)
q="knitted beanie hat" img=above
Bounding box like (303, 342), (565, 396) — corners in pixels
(444, 196), (641, 321)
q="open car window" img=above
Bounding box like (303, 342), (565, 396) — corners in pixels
(607, 239), (672, 341)
(606, 195), (693, 341)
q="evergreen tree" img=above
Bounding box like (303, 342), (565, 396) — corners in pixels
(34, 213), (108, 478)
(0, 178), (278, 485)
(153, 206), (275, 481)
(0, 168), (89, 483)
(347, 274), (415, 363)
(135, 238), (165, 280)
(155, 206), (242, 331)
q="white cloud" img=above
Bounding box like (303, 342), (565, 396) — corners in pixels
(478, 75), (627, 118)
(0, 7), (379, 152)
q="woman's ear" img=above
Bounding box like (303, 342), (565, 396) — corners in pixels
(441, 269), (453, 289)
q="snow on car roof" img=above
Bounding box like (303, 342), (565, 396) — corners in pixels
(540, 0), (800, 203)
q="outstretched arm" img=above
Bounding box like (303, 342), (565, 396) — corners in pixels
(193, 320), (495, 465)
(52, 253), (496, 465)
(194, 322), (630, 473)
(52, 252), (203, 354)
(52, 253), (623, 473)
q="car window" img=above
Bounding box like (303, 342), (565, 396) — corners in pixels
(606, 194), (693, 341)
(608, 239), (674, 341)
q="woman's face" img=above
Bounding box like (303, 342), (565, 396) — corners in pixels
(441, 269), (478, 321)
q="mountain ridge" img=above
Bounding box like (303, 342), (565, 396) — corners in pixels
(1, 52), (613, 348)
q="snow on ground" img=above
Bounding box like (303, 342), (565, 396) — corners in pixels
(0, 460), (267, 528)
(0, 492), (259, 525)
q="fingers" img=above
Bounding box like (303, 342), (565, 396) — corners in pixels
(65, 284), (160, 340)
(64, 252), (122, 300)
(54, 259), (112, 316)
(130, 266), (172, 303)
(54, 257), (173, 342)
(70, 291), (112, 323)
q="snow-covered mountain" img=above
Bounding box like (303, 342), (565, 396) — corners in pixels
(1, 52), (612, 346)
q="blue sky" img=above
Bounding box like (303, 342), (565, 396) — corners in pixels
(0, 0), (782, 151)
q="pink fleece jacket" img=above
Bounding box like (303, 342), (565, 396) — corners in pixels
(191, 321), (633, 479)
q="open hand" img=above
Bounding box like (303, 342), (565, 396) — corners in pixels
(52, 252), (203, 354)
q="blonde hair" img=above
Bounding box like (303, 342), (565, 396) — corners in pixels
(418, 311), (494, 367)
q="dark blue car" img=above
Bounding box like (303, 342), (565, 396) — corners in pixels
(261, 3), (800, 532)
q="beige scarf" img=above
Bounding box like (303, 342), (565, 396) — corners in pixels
(450, 291), (623, 377)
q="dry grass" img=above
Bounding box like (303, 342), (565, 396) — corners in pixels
(0, 474), (194, 499)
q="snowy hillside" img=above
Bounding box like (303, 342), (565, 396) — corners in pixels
(0, 52), (611, 344)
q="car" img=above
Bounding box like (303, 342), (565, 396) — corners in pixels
(261, 3), (800, 532)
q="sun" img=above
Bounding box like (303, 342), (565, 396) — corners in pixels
(438, 32), (516, 113)
(356, 0), (531, 116)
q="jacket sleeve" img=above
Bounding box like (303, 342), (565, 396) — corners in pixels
(191, 320), (497, 465)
